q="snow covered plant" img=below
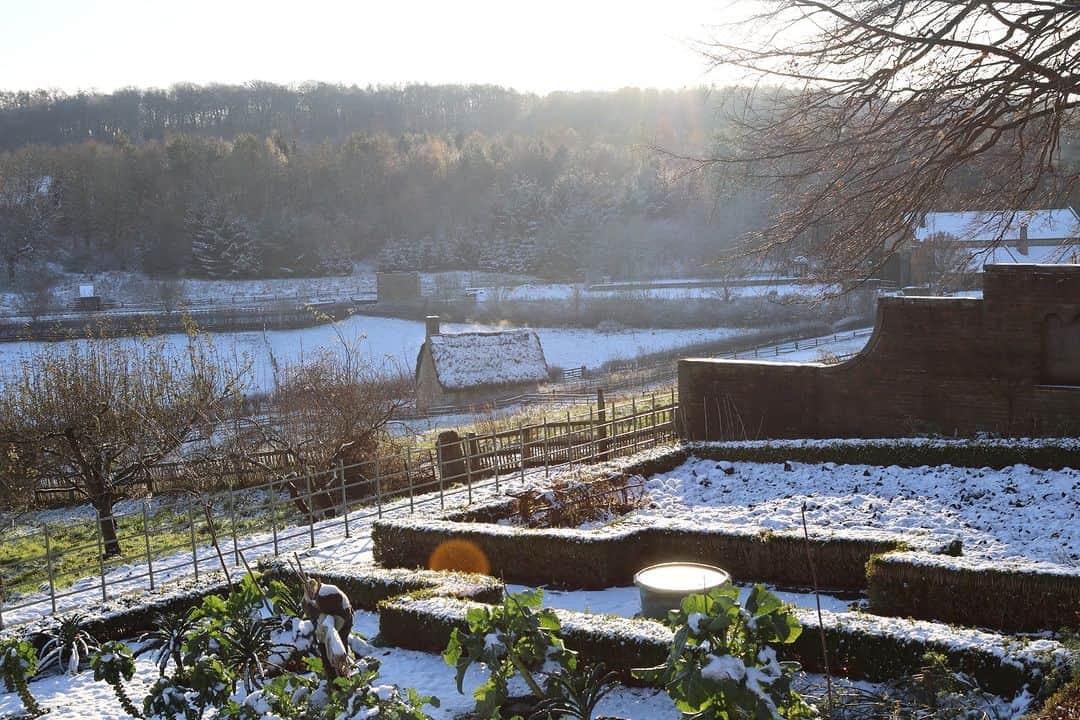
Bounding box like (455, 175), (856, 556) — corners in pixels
(220, 661), (439, 720)
(443, 588), (576, 718)
(0, 638), (46, 717)
(634, 585), (815, 719)
(34, 612), (100, 676)
(90, 641), (143, 718)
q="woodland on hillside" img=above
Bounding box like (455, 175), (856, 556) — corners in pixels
(0, 84), (771, 282)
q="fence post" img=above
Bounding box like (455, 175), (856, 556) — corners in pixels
(375, 454), (383, 519)
(566, 410), (573, 469)
(43, 523), (57, 614)
(631, 397), (638, 454)
(588, 406), (596, 462)
(405, 448), (415, 514)
(305, 472), (316, 548)
(269, 477), (280, 556)
(187, 503), (199, 583)
(142, 502), (155, 592)
(492, 430), (501, 493)
(596, 389), (608, 462)
(338, 459), (350, 538)
(542, 415), (550, 480)
(518, 422), (526, 485)
(464, 436), (473, 505)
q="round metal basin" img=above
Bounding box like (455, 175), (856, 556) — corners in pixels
(634, 562), (731, 619)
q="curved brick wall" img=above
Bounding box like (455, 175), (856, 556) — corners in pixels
(678, 264), (1080, 440)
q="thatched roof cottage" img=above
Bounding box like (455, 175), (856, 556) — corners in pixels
(414, 316), (549, 411)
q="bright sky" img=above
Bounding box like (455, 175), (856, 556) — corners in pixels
(0, 0), (736, 94)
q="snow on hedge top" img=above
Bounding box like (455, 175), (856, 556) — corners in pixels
(427, 329), (549, 390)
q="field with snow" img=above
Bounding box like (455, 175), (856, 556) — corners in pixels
(0, 315), (747, 392)
(624, 456), (1079, 568)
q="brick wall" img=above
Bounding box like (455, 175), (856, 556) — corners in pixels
(678, 264), (1080, 440)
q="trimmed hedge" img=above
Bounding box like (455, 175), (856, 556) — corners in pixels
(681, 439), (1080, 471)
(378, 594), (1071, 698)
(867, 553), (1080, 633)
(373, 517), (911, 591)
(0, 560), (501, 647)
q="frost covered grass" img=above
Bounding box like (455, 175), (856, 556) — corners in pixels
(632, 455), (1080, 566)
(0, 486), (285, 601)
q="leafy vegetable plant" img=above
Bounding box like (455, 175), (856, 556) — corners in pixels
(444, 588), (576, 718)
(0, 638), (46, 717)
(635, 584), (815, 719)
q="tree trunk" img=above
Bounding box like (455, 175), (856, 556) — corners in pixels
(95, 493), (122, 558)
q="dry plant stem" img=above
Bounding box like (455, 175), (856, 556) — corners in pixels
(802, 501), (834, 712)
(200, 497), (233, 589)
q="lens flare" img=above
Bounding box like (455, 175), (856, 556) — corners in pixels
(428, 539), (490, 575)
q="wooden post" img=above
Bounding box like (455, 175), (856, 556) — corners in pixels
(338, 459), (350, 539)
(566, 410), (573, 469)
(465, 434), (473, 504)
(596, 388), (609, 461)
(518, 423), (526, 484)
(492, 430), (500, 492)
(542, 415), (550, 480)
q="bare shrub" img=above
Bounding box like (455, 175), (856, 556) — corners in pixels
(508, 472), (647, 528)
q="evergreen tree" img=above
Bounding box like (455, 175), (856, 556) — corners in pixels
(187, 204), (261, 278)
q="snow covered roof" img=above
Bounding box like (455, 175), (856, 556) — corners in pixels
(422, 329), (549, 390)
(913, 208), (1080, 244)
(964, 243), (1080, 272)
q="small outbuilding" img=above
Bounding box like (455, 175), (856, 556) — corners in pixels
(414, 316), (549, 411)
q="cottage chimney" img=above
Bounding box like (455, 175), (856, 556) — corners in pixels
(425, 315), (441, 337)
(1018, 223), (1029, 255)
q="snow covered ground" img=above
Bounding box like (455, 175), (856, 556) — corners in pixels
(0, 316), (745, 392)
(505, 583), (862, 617)
(627, 456), (1080, 567)
(0, 609), (681, 720)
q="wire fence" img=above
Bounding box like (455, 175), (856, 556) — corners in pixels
(0, 392), (679, 630)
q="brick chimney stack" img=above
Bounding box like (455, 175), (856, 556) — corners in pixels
(425, 315), (441, 338)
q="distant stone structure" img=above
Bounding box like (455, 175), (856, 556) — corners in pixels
(885, 208), (1080, 286)
(679, 264), (1080, 439)
(415, 316), (549, 411)
(376, 271), (421, 302)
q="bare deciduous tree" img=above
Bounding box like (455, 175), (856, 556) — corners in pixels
(228, 325), (407, 518)
(696, 0), (1079, 280)
(0, 327), (247, 556)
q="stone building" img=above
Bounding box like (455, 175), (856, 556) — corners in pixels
(414, 316), (549, 411)
(885, 208), (1080, 287)
(679, 264), (1080, 440)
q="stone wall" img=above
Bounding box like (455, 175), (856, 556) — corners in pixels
(376, 271), (421, 302)
(678, 264), (1080, 440)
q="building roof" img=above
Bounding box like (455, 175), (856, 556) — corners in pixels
(964, 244), (1080, 272)
(913, 208), (1080, 244)
(420, 329), (549, 391)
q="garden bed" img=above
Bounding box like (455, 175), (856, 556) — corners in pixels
(378, 593), (1071, 698)
(375, 440), (1079, 634)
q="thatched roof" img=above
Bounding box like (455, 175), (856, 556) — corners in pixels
(418, 329), (549, 391)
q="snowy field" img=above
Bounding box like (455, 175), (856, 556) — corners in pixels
(625, 456), (1080, 568)
(469, 280), (830, 302)
(0, 315), (745, 392)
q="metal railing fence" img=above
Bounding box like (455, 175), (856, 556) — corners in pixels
(0, 391), (679, 630)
